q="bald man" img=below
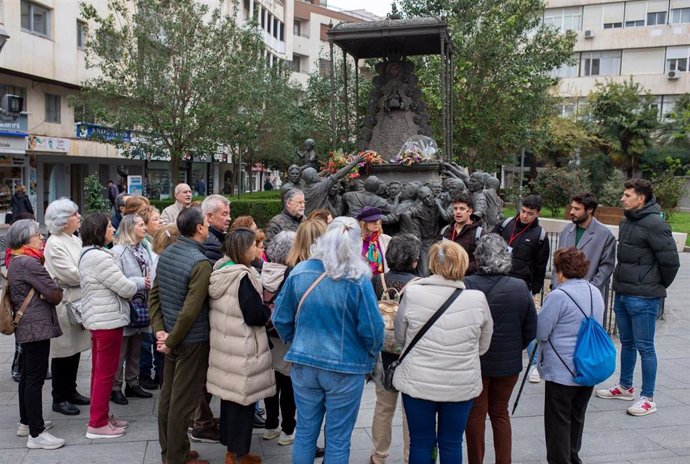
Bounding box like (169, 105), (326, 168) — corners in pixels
(161, 183), (193, 225)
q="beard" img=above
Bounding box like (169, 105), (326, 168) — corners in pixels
(571, 213), (588, 225)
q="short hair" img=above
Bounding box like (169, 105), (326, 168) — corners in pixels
(174, 183), (191, 195)
(44, 198), (79, 234)
(138, 205), (160, 226)
(522, 194), (543, 211)
(284, 188), (304, 203)
(451, 191), (474, 209)
(266, 231), (296, 264)
(152, 224), (180, 254)
(255, 229), (266, 245)
(623, 178), (653, 203)
(553, 247), (589, 279)
(286, 218), (327, 267)
(474, 234), (512, 274)
(386, 234), (421, 272)
(571, 192), (598, 214)
(8, 219), (40, 250)
(222, 228), (256, 266)
(115, 192), (129, 209)
(308, 209), (332, 222)
(201, 194), (230, 216)
(81, 213), (111, 247)
(231, 215), (256, 230)
(429, 240), (469, 281)
(122, 195), (150, 216)
(115, 214), (143, 246)
(176, 207), (204, 238)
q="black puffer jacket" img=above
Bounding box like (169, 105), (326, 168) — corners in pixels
(494, 217), (550, 294)
(613, 200), (680, 297)
(203, 226), (225, 265)
(464, 274), (537, 377)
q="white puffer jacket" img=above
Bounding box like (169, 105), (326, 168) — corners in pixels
(78, 246), (137, 330)
(393, 275), (493, 402)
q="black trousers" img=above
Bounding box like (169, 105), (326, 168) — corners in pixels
(544, 381), (593, 464)
(52, 352), (82, 403)
(264, 371), (296, 434)
(19, 339), (50, 438)
(219, 399), (256, 456)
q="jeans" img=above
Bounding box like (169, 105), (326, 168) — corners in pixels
(290, 364), (365, 464)
(19, 339), (50, 438)
(90, 328), (124, 428)
(527, 339), (539, 367)
(402, 394), (473, 464)
(614, 294), (661, 398)
(140, 332), (164, 380)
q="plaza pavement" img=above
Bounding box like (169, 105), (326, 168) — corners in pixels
(0, 253), (687, 464)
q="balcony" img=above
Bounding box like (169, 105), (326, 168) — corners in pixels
(261, 30), (286, 55)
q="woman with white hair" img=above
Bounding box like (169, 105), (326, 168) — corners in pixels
(110, 214), (153, 404)
(44, 198), (92, 416)
(273, 217), (384, 463)
(464, 234), (537, 464)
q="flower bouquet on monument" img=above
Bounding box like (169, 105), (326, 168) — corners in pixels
(390, 135), (439, 166)
(355, 150), (385, 176)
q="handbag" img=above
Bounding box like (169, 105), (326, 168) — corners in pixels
(383, 287), (463, 392)
(128, 292), (151, 329)
(64, 299), (84, 326)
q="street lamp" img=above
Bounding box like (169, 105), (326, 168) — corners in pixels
(0, 26), (10, 54)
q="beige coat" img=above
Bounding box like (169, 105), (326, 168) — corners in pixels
(44, 232), (91, 358)
(393, 275), (493, 402)
(207, 258), (276, 405)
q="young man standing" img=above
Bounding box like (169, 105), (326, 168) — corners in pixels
(439, 192), (487, 275)
(596, 179), (679, 416)
(552, 193), (616, 297)
(150, 207), (212, 464)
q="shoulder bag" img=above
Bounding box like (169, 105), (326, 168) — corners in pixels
(383, 287), (463, 391)
(1, 258), (37, 335)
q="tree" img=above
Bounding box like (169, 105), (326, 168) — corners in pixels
(531, 115), (597, 167)
(77, 0), (281, 192)
(83, 174), (111, 214)
(583, 79), (658, 179)
(658, 93), (690, 147)
(530, 166), (591, 217)
(399, 0), (575, 170)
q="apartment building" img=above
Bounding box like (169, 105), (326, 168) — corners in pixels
(547, 0), (690, 117)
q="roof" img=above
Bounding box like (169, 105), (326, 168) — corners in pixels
(327, 17), (450, 59)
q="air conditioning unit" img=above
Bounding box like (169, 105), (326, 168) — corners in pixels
(584, 30), (594, 39)
(0, 94), (23, 116)
(667, 70), (680, 80)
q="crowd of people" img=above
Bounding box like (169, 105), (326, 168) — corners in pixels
(3, 177), (680, 464)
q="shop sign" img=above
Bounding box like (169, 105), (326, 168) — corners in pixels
(76, 123), (132, 143)
(26, 135), (70, 152)
(127, 175), (143, 195)
(0, 114), (28, 132)
(0, 136), (27, 154)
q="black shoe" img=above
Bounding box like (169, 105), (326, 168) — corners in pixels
(139, 376), (159, 391)
(252, 412), (266, 428)
(125, 384), (153, 398)
(110, 390), (129, 405)
(52, 401), (80, 416)
(315, 447), (325, 458)
(12, 371), (20, 383)
(68, 392), (91, 405)
(45, 370), (52, 380)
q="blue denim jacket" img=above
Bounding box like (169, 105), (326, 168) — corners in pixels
(273, 259), (384, 374)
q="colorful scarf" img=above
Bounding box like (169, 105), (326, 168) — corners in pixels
(10, 246), (45, 265)
(362, 231), (384, 275)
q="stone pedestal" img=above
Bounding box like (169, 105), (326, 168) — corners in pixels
(362, 162), (442, 185)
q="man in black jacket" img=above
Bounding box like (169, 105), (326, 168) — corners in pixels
(595, 179), (680, 417)
(493, 195), (550, 295)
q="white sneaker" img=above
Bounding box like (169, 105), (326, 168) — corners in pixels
(528, 366), (541, 383)
(262, 427), (281, 440)
(26, 431), (65, 450)
(627, 396), (657, 416)
(17, 420), (53, 437)
(595, 384), (635, 400)
(278, 431), (295, 446)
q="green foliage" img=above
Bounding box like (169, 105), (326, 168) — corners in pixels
(583, 79), (659, 179)
(532, 115), (597, 166)
(530, 167), (591, 217)
(598, 169), (626, 207)
(650, 158), (688, 220)
(83, 175), (111, 214)
(399, 0), (576, 170)
(658, 93), (690, 147)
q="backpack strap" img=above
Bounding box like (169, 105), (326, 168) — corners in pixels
(500, 217), (513, 231)
(475, 226), (483, 241)
(538, 226), (546, 244)
(547, 286), (594, 379)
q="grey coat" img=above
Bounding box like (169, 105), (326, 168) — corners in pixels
(552, 218), (616, 297)
(112, 243), (152, 335)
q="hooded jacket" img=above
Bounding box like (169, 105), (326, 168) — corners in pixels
(207, 258), (276, 405)
(261, 261), (292, 375)
(612, 199), (680, 297)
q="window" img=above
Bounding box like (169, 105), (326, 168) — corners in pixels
(581, 51), (621, 76)
(604, 22), (623, 28)
(73, 104), (96, 124)
(625, 19), (645, 27)
(647, 11), (667, 25)
(45, 94), (61, 123)
(543, 7), (582, 31)
(77, 20), (86, 49)
(21, 1), (50, 37)
(289, 54), (301, 73)
(293, 20), (301, 36)
(667, 58), (688, 72)
(552, 56), (578, 78)
(671, 7), (690, 23)
(273, 18), (279, 38)
(0, 84), (27, 111)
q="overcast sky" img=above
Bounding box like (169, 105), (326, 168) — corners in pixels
(325, 0), (393, 18)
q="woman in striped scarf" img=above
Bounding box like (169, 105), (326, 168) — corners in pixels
(357, 207), (391, 276)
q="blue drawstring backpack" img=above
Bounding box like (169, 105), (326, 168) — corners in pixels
(549, 287), (616, 386)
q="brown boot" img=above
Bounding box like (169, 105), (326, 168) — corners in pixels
(239, 454), (261, 464)
(224, 452), (237, 464)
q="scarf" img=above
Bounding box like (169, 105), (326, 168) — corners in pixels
(362, 231), (384, 275)
(130, 243), (150, 277)
(10, 246), (45, 265)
